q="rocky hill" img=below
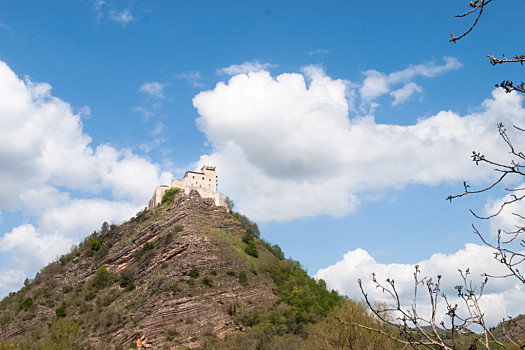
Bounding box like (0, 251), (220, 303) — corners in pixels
(0, 190), (343, 350)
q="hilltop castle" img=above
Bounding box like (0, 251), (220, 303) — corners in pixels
(148, 166), (228, 210)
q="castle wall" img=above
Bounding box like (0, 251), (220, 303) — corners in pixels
(149, 166), (227, 210)
(148, 185), (169, 210)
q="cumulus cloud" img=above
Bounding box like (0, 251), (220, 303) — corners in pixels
(0, 269), (25, 298)
(315, 244), (525, 326)
(193, 65), (525, 221)
(360, 57), (461, 107)
(0, 60), (172, 295)
(0, 224), (73, 272)
(217, 61), (277, 75)
(138, 81), (168, 99)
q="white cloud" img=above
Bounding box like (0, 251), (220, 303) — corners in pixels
(176, 71), (205, 87)
(308, 49), (329, 56)
(77, 105), (92, 118)
(359, 70), (390, 101)
(360, 57), (461, 107)
(315, 243), (525, 327)
(109, 8), (133, 25)
(133, 106), (156, 120)
(94, 1), (133, 26)
(217, 61), (277, 75)
(391, 82), (422, 106)
(0, 224), (73, 271)
(38, 199), (142, 242)
(0, 59), (172, 296)
(138, 81), (168, 99)
(390, 56), (462, 81)
(193, 65), (525, 222)
(0, 269), (25, 297)
(153, 121), (164, 135)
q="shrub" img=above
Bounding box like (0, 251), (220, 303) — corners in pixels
(262, 240), (285, 260)
(89, 239), (101, 255)
(142, 241), (154, 251)
(228, 304), (237, 316)
(174, 225), (183, 232)
(189, 268), (199, 279)
(88, 265), (114, 291)
(202, 276), (213, 287)
(119, 270), (135, 292)
(233, 212), (260, 238)
(238, 271), (248, 286)
(19, 297), (33, 311)
(133, 208), (148, 222)
(101, 221), (109, 234)
(161, 187), (179, 205)
(242, 231), (255, 244)
(0, 313), (12, 326)
(165, 327), (180, 342)
(43, 318), (80, 350)
(35, 288), (50, 300)
(225, 196), (235, 212)
(245, 241), (259, 258)
(56, 304), (66, 318)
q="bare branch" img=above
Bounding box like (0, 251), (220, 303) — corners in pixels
(488, 54), (525, 66)
(495, 81), (525, 94)
(450, 0), (493, 43)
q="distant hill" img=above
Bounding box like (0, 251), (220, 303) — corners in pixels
(0, 190), (344, 350)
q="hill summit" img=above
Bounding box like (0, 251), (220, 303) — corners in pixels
(0, 188), (343, 349)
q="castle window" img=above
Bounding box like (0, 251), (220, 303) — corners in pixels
(202, 177), (204, 180)
(192, 176), (195, 179)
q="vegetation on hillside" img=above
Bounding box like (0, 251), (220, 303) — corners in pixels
(1, 190), (519, 349)
(0, 192), (366, 350)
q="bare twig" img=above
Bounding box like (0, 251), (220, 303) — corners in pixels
(358, 266), (515, 349)
(450, 0), (493, 43)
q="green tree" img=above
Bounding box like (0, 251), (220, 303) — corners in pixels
(89, 238), (101, 254)
(18, 297), (33, 311)
(225, 196), (235, 212)
(119, 269), (135, 291)
(244, 240), (259, 258)
(88, 265), (113, 291)
(307, 300), (401, 350)
(43, 318), (79, 350)
(55, 303), (66, 318)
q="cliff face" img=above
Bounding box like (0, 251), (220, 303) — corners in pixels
(0, 191), (284, 349)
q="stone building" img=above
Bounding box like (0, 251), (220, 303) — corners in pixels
(148, 166), (228, 210)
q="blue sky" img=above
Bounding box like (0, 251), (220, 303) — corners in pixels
(1, 0), (524, 325)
